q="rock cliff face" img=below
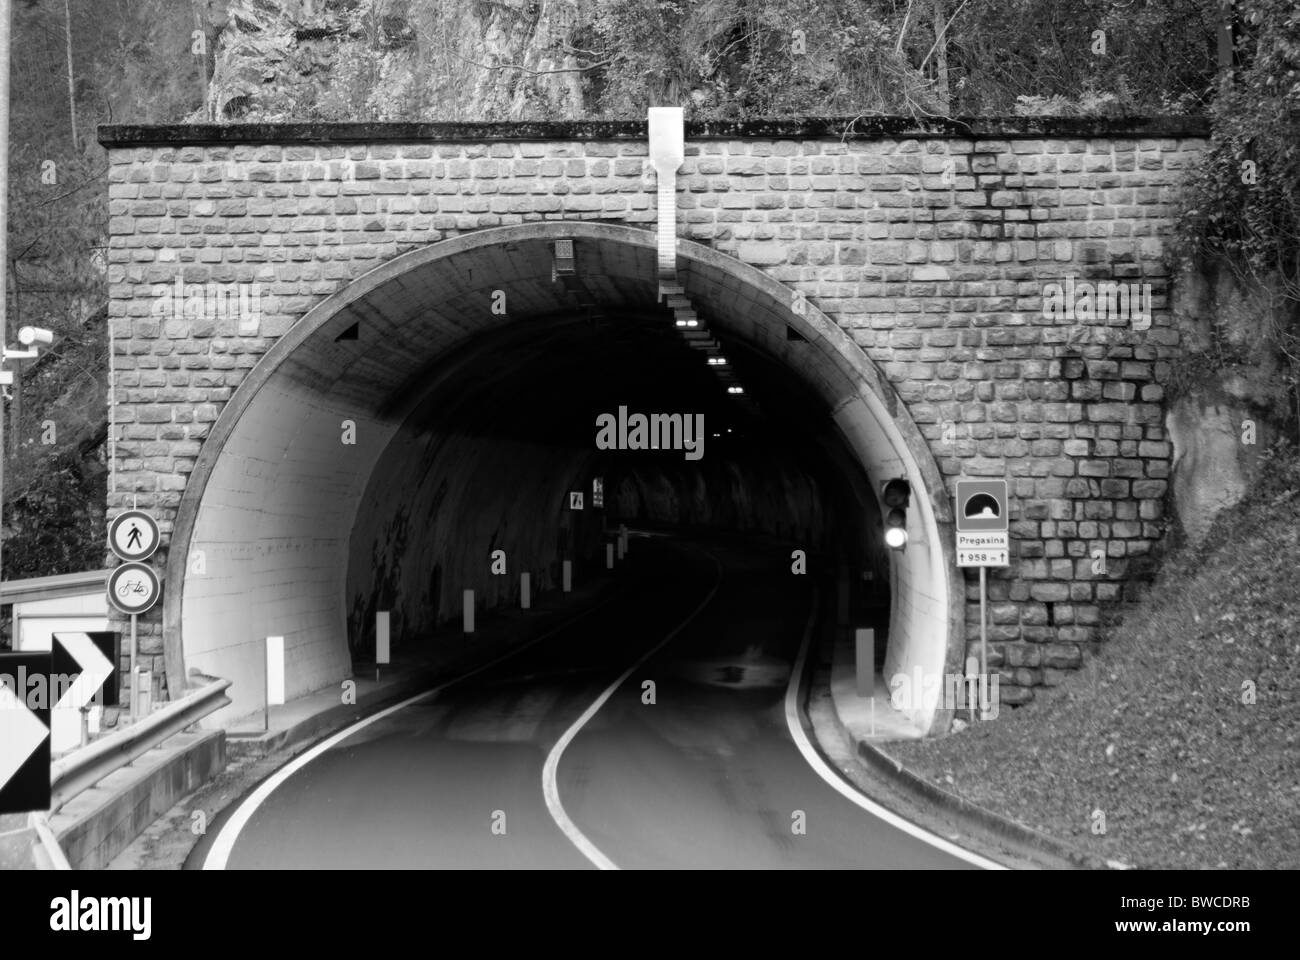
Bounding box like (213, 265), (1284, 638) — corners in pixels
(1168, 261), (1295, 544)
(208, 0), (593, 121)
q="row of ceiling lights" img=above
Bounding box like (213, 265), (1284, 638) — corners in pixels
(552, 240), (748, 400)
(660, 281), (745, 398)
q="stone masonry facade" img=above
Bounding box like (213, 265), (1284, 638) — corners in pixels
(100, 117), (1208, 706)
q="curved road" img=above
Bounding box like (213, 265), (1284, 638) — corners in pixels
(191, 537), (994, 870)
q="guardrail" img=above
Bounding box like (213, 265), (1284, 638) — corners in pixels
(49, 677), (231, 811)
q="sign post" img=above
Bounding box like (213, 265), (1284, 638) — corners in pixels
(955, 480), (1009, 720)
(108, 510), (160, 719)
(106, 560), (161, 719)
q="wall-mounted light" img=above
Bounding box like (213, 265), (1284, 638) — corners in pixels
(553, 239), (575, 275)
(19, 327), (54, 346)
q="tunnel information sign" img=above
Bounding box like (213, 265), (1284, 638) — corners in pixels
(955, 480), (1009, 568)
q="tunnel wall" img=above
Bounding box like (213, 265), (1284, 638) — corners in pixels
(100, 117), (1207, 718)
(182, 383), (393, 726)
(346, 430), (603, 661)
(609, 453), (825, 543)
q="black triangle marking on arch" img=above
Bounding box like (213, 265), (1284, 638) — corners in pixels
(335, 322), (360, 342)
(786, 325), (807, 342)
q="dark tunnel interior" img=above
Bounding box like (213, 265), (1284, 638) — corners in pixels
(344, 304), (891, 663)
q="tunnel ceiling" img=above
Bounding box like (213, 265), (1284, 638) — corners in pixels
(381, 305), (840, 451)
(277, 231), (863, 433)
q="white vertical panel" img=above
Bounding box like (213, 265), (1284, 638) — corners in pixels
(376, 611), (390, 665)
(266, 635), (286, 706)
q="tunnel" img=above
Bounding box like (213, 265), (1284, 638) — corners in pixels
(164, 222), (961, 733)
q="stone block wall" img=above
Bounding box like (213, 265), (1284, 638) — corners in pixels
(100, 118), (1207, 705)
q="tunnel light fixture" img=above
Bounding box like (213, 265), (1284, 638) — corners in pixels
(553, 239), (575, 275)
(707, 356), (728, 366)
(727, 385), (744, 395)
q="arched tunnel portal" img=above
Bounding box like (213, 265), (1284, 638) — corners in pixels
(164, 222), (962, 733)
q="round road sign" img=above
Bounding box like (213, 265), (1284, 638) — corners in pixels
(108, 510), (160, 562)
(107, 562), (161, 615)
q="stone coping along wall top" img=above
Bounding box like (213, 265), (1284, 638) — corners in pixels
(97, 115), (1210, 148)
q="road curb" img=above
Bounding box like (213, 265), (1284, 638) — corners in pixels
(225, 669), (440, 761)
(852, 732), (1117, 869)
(819, 639), (1129, 870)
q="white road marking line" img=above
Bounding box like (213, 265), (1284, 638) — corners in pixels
(783, 589), (1008, 870)
(202, 591), (625, 870)
(542, 552), (724, 870)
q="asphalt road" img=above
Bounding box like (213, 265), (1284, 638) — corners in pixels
(191, 537), (981, 869)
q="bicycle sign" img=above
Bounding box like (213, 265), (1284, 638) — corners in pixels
(106, 562), (160, 615)
(108, 510), (160, 562)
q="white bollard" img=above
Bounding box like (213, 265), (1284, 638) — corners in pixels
(376, 612), (390, 665)
(376, 611), (390, 682)
(855, 628), (874, 699)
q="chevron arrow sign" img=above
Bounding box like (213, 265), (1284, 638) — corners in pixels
(0, 652), (52, 814)
(53, 632), (120, 710)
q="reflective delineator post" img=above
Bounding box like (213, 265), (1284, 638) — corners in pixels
(135, 667), (152, 718)
(265, 635), (285, 733)
(521, 572), (531, 609)
(562, 560), (572, 593)
(855, 628), (874, 699)
(376, 611), (389, 682)
(463, 589), (475, 634)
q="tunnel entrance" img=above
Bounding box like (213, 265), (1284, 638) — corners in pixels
(165, 222), (962, 734)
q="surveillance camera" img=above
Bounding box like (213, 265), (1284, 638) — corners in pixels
(18, 327), (54, 346)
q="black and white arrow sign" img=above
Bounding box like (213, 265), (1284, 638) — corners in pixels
(53, 632), (119, 710)
(0, 652), (52, 814)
